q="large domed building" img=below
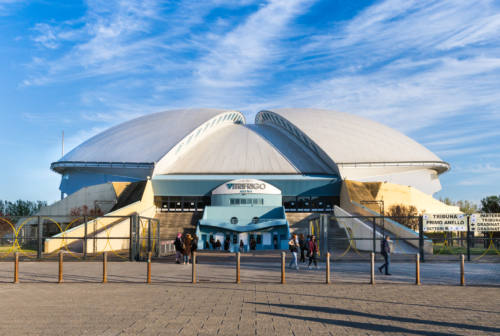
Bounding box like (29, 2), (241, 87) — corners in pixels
(52, 108), (448, 196)
(45, 108), (454, 254)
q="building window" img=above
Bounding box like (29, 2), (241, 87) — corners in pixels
(283, 196), (296, 211)
(159, 196), (210, 212)
(252, 217), (259, 224)
(230, 198), (263, 206)
(230, 217), (238, 224)
(283, 196), (338, 213)
(296, 197), (309, 211)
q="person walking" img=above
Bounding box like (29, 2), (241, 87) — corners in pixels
(174, 233), (184, 264)
(191, 234), (198, 255)
(250, 237), (257, 251)
(288, 234), (299, 270)
(308, 235), (319, 269)
(378, 235), (392, 275)
(239, 240), (244, 253)
(298, 233), (306, 263)
(183, 233), (193, 264)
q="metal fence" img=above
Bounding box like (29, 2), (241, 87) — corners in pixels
(0, 215), (159, 261)
(307, 214), (500, 262)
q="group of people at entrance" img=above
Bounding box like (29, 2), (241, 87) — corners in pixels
(174, 233), (199, 264)
(288, 233), (319, 270)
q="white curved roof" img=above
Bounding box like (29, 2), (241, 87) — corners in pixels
(161, 124), (331, 174)
(61, 108), (243, 163)
(257, 108), (445, 165)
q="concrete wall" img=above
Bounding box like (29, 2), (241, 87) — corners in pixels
(36, 182), (123, 220)
(286, 213), (319, 234)
(342, 180), (460, 214)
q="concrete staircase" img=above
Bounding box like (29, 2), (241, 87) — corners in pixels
(327, 217), (350, 251)
(155, 212), (203, 240)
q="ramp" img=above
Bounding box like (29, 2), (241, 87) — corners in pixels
(44, 181), (155, 254)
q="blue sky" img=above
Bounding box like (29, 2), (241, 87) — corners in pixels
(0, 0), (499, 205)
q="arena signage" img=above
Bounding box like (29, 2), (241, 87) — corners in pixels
(422, 213), (467, 232)
(212, 179), (281, 195)
(226, 183), (266, 191)
(470, 213), (500, 232)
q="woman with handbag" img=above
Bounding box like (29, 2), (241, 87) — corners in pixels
(288, 234), (299, 270)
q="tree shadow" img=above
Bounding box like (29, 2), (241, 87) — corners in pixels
(257, 311), (457, 336)
(250, 302), (500, 334)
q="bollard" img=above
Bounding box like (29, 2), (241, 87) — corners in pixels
(14, 252), (19, 284)
(370, 252), (375, 285)
(58, 251), (64, 284)
(236, 252), (241, 284)
(281, 251), (286, 284)
(415, 253), (420, 285)
(326, 252), (331, 284)
(102, 252), (108, 283)
(460, 254), (465, 286)
(192, 252), (197, 284)
(147, 251), (152, 284)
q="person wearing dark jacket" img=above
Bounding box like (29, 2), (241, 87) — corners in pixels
(308, 235), (319, 269)
(224, 238), (230, 251)
(250, 237), (257, 251)
(298, 234), (306, 263)
(183, 234), (193, 264)
(379, 235), (392, 275)
(191, 234), (198, 255)
(174, 233), (184, 264)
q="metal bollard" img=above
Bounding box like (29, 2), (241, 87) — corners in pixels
(192, 252), (197, 284)
(58, 251), (64, 284)
(415, 253), (420, 285)
(236, 252), (241, 284)
(326, 252), (331, 284)
(147, 251), (152, 284)
(281, 251), (286, 284)
(102, 252), (108, 283)
(460, 254), (465, 286)
(370, 252), (375, 285)
(14, 252), (19, 284)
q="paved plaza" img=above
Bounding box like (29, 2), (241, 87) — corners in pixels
(0, 256), (499, 335)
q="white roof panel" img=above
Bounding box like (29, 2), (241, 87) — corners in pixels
(61, 108), (239, 163)
(258, 108), (443, 164)
(163, 124), (330, 174)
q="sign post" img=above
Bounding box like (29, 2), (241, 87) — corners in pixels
(471, 213), (500, 233)
(423, 214), (467, 232)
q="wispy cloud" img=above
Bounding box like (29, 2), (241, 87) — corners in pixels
(18, 0), (500, 200)
(0, 0), (23, 16)
(195, 0), (313, 88)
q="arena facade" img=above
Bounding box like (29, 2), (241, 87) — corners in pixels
(45, 108), (457, 253)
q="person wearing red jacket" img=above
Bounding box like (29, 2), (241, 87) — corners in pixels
(308, 235), (319, 269)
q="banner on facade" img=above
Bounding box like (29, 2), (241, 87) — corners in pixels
(470, 213), (500, 232)
(422, 213), (467, 232)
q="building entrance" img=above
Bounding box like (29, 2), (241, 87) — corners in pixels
(196, 179), (290, 251)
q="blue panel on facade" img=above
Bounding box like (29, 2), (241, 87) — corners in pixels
(60, 172), (141, 195)
(152, 174), (340, 197)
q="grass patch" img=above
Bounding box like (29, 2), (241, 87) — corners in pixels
(433, 244), (499, 255)
(0, 246), (37, 253)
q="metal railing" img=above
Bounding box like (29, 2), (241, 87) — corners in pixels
(0, 214), (159, 261)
